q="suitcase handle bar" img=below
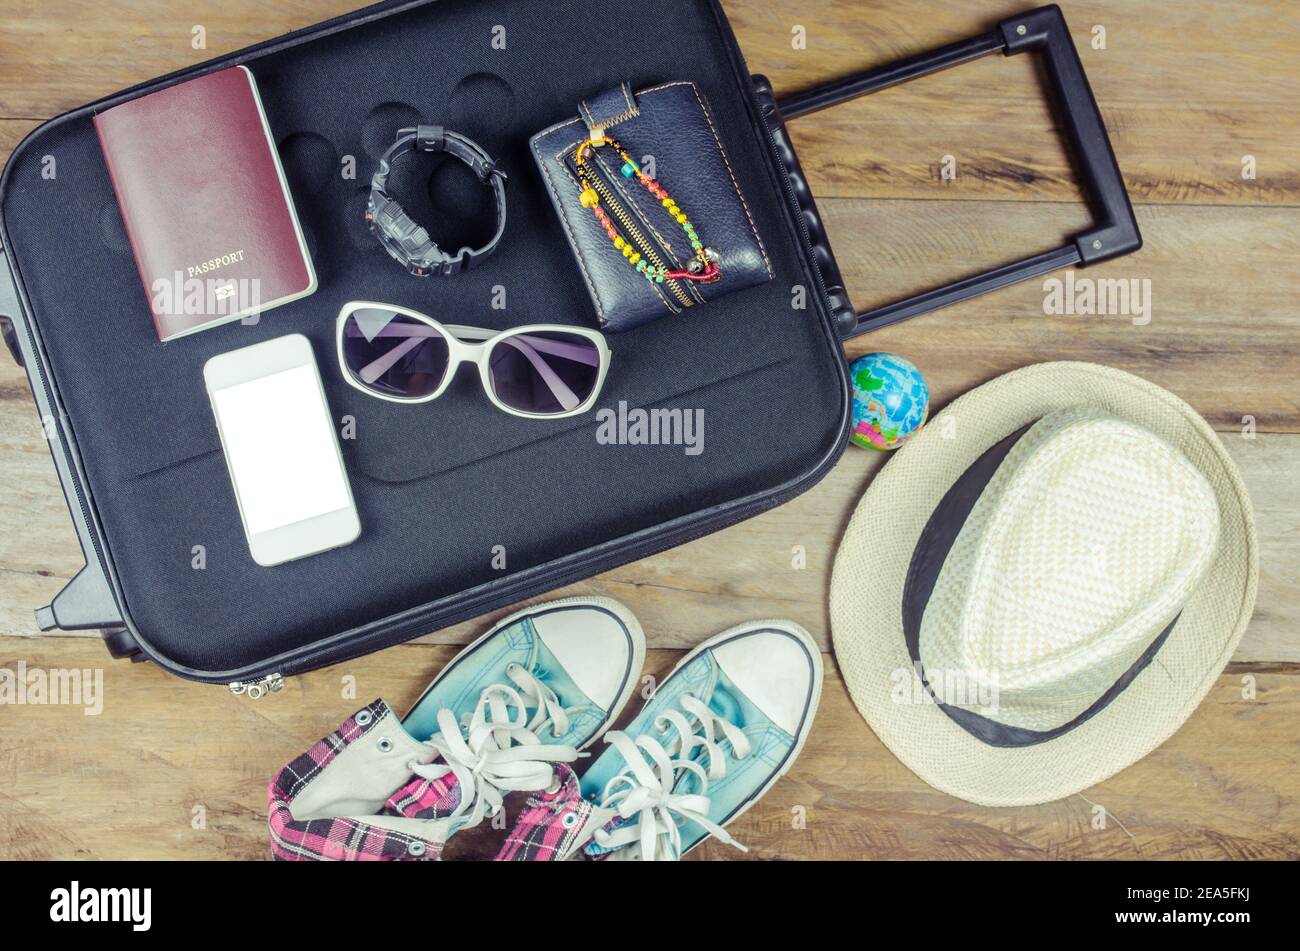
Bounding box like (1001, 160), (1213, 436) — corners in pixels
(776, 4), (1141, 339)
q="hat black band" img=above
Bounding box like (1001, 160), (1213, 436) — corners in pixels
(901, 423), (1178, 749)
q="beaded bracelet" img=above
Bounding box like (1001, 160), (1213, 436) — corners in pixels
(574, 135), (721, 287)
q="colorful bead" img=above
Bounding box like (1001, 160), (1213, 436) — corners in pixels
(575, 134), (718, 285)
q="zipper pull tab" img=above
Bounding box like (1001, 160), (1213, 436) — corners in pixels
(669, 259), (722, 283)
(229, 673), (285, 700)
(576, 133), (608, 164)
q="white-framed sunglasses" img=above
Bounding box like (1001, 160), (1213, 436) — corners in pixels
(336, 301), (611, 419)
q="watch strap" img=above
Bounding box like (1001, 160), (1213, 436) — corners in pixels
(369, 124), (508, 276)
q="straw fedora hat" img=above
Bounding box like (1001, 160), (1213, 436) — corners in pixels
(830, 362), (1258, 807)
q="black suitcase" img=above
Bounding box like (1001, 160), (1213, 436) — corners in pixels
(0, 0), (1136, 693)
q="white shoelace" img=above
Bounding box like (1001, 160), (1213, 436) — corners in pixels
(592, 693), (753, 861)
(495, 662), (571, 743)
(408, 666), (578, 831)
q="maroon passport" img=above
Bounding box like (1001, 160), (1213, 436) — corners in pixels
(95, 66), (317, 341)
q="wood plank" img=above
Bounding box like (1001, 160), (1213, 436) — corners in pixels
(2, 1), (1297, 208)
(0, 0), (362, 117)
(3, 198), (1295, 659)
(5, 195), (1294, 437)
(1, 0), (1297, 865)
(730, 0), (1300, 206)
(1, 636), (1295, 860)
(588, 434), (1300, 666)
(696, 657), (1300, 861)
(0, 119), (40, 166)
(828, 199), (1300, 433)
(4, 358), (1297, 664)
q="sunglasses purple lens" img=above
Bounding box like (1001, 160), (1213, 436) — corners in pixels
(341, 309), (450, 400)
(488, 331), (603, 415)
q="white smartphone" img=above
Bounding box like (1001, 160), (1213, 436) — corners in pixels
(204, 334), (361, 566)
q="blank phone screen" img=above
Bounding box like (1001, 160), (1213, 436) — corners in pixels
(212, 364), (351, 535)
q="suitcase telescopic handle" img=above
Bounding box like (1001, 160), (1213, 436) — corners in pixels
(776, 4), (1141, 339)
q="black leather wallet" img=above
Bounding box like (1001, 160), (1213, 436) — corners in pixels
(531, 81), (772, 333)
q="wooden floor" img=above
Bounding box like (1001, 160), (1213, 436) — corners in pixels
(1, 0), (1297, 860)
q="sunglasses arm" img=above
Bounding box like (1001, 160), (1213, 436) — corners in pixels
(444, 326), (601, 367)
(357, 334), (426, 384)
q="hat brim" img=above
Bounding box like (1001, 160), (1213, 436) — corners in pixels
(830, 362), (1259, 807)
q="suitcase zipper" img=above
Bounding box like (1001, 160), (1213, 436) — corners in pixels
(229, 672), (285, 700)
(761, 112), (834, 319)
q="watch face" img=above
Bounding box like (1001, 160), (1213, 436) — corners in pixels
(367, 193), (437, 276)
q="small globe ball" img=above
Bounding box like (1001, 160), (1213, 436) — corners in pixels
(849, 353), (929, 451)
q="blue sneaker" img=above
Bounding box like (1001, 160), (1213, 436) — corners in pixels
(578, 620), (823, 860)
(401, 596), (645, 831)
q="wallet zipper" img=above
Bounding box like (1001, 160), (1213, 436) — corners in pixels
(581, 157), (693, 309)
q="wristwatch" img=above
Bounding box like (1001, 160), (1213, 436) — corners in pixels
(367, 124), (508, 277)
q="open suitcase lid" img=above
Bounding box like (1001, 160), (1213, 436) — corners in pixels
(0, 0), (851, 685)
